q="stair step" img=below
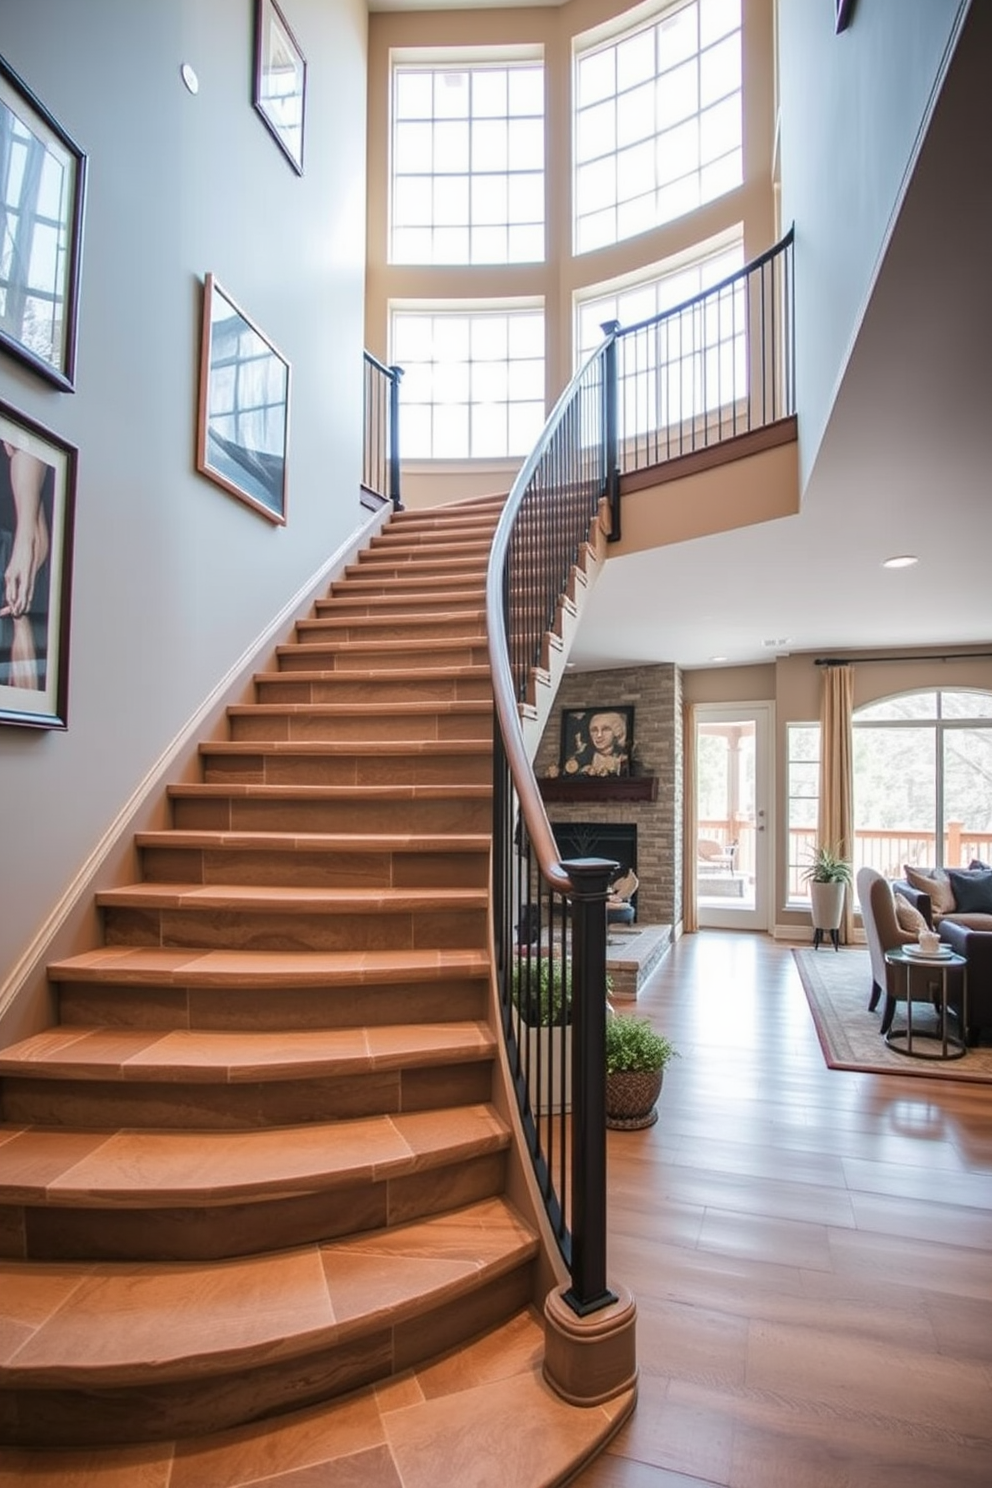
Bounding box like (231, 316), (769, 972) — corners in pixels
(317, 587), (486, 615)
(253, 666), (492, 704)
(227, 699), (492, 743)
(352, 550), (491, 576)
(197, 738), (492, 788)
(0, 1020), (496, 1129)
(0, 1306), (633, 1485)
(295, 611), (486, 643)
(337, 566), (488, 593)
(362, 538), (493, 563)
(0, 1196), (538, 1447)
(48, 945), (491, 1030)
(135, 828), (490, 888)
(274, 638), (490, 672)
(167, 781), (493, 834)
(96, 882), (488, 953)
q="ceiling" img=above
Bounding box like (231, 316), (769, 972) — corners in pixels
(567, 9), (992, 673)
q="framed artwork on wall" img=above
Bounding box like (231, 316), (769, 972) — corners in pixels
(0, 400), (76, 728)
(558, 706), (635, 778)
(196, 273), (290, 525)
(0, 52), (87, 391)
(253, 0), (307, 175)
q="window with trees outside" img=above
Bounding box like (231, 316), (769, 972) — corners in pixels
(574, 0), (742, 255)
(390, 59), (544, 266)
(788, 690), (992, 907)
(390, 306), (545, 460)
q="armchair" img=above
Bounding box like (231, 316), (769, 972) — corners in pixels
(856, 867), (963, 1036)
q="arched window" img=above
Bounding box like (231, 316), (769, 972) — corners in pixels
(853, 690), (992, 878)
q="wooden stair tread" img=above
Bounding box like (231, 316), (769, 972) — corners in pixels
(0, 1196), (535, 1386)
(168, 781), (492, 800)
(0, 1105), (510, 1210)
(135, 828), (490, 851)
(199, 738), (492, 756)
(254, 664), (492, 683)
(318, 588), (486, 607)
(0, 1308), (632, 1486)
(227, 699), (492, 717)
(0, 1020), (496, 1083)
(47, 945), (490, 986)
(95, 883), (489, 912)
(298, 610), (486, 627)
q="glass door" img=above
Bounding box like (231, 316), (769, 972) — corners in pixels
(695, 703), (772, 930)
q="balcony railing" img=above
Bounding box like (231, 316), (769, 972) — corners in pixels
(362, 352), (402, 510)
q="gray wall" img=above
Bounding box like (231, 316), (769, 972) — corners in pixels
(777, 0), (969, 489)
(0, 1), (368, 1008)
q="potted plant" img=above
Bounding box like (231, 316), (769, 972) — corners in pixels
(511, 955), (572, 1112)
(802, 843), (853, 947)
(604, 1012), (678, 1130)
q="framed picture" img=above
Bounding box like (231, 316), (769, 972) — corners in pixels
(559, 706), (635, 778)
(253, 0), (307, 175)
(0, 400), (76, 728)
(0, 53), (87, 391)
(196, 274), (290, 525)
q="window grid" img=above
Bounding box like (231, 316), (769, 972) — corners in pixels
(391, 307), (545, 460)
(786, 723), (820, 904)
(391, 62), (545, 266)
(574, 0), (742, 255)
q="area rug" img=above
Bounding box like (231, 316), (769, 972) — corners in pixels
(792, 947), (992, 1084)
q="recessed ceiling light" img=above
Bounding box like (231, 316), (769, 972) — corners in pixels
(709, 655), (727, 663)
(882, 554), (918, 569)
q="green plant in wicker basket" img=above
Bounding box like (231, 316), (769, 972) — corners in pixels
(605, 1013), (678, 1074)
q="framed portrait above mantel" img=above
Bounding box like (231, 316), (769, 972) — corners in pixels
(0, 399), (76, 729)
(0, 52), (87, 391)
(196, 274), (291, 525)
(253, 0), (307, 175)
(555, 705), (636, 780)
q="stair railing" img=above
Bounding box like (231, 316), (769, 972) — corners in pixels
(607, 228), (795, 496)
(487, 345), (619, 1317)
(362, 352), (403, 510)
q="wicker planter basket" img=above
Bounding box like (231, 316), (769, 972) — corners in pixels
(605, 1068), (664, 1130)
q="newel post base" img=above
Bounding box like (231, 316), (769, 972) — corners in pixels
(543, 1284), (638, 1407)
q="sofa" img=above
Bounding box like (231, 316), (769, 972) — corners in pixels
(890, 863), (992, 1044)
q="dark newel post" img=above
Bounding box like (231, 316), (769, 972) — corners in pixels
(600, 320), (621, 544)
(388, 365), (404, 512)
(563, 856), (619, 1316)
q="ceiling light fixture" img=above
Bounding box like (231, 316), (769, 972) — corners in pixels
(882, 554), (918, 569)
(709, 655), (727, 663)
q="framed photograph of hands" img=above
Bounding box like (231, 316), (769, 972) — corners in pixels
(253, 0), (307, 175)
(0, 400), (76, 728)
(0, 52), (87, 391)
(197, 274), (290, 524)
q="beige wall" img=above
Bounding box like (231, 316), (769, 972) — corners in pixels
(366, 0), (777, 505)
(0, 0), (370, 1033)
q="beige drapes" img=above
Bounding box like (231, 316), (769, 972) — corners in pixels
(818, 663), (854, 943)
(682, 702), (698, 934)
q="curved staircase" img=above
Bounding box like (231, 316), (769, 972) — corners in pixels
(0, 497), (633, 1484)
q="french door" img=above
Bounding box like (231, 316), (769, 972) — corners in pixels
(695, 703), (772, 930)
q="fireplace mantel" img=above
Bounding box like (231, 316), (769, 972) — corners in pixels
(538, 776), (658, 803)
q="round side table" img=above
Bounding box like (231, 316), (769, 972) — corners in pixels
(883, 947), (967, 1060)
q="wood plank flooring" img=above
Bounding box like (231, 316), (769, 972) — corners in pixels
(576, 930), (992, 1488)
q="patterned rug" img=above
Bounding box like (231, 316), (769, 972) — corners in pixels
(792, 947), (992, 1084)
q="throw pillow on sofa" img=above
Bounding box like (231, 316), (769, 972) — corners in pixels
(902, 864), (956, 915)
(947, 867), (992, 914)
(894, 891), (928, 935)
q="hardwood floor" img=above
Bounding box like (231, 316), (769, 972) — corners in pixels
(576, 930), (992, 1488)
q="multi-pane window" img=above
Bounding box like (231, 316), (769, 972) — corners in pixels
(391, 60), (544, 265)
(787, 724), (821, 903)
(574, 0), (742, 255)
(575, 235), (744, 448)
(391, 307), (545, 459)
(574, 235), (743, 357)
